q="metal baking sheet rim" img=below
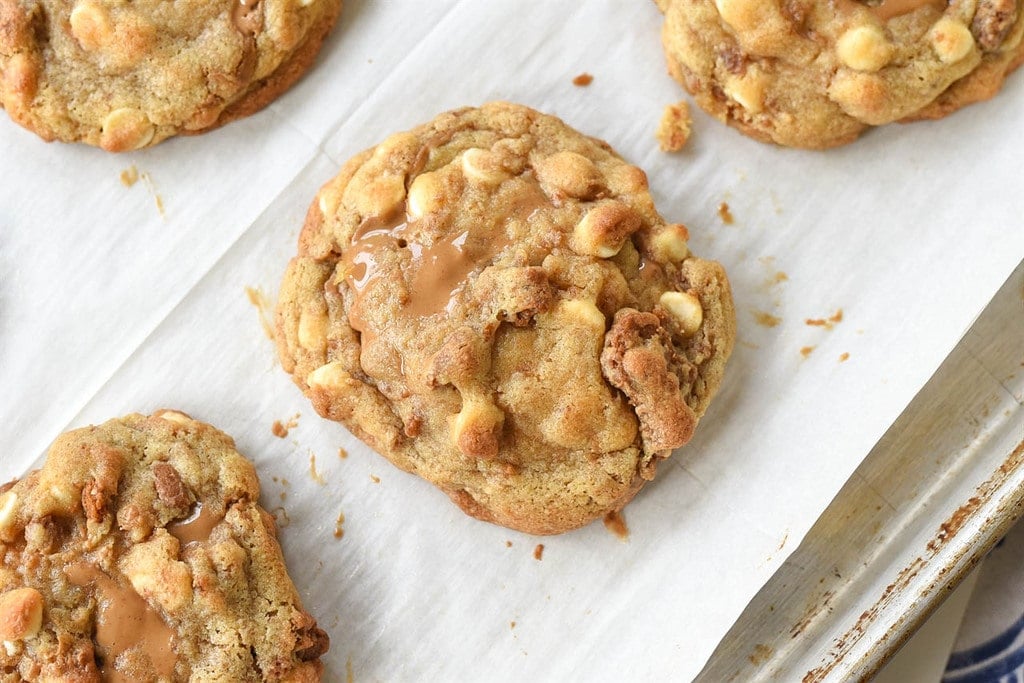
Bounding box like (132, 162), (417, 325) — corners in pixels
(838, 438), (1024, 682)
(697, 261), (1024, 683)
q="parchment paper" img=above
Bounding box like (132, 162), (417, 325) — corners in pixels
(2, 1), (1022, 679)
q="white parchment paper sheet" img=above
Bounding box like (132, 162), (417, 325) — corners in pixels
(1, 1), (1022, 679)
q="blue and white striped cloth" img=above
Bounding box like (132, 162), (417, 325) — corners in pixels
(943, 520), (1024, 683)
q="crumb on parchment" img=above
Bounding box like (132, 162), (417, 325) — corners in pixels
(572, 73), (593, 86)
(717, 201), (734, 225)
(657, 101), (692, 152)
(603, 510), (629, 540)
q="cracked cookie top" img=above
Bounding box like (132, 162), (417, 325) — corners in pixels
(0, 411), (328, 682)
(276, 102), (735, 535)
(0, 0), (341, 150)
(658, 0), (1024, 147)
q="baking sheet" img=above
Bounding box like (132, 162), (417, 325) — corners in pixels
(1, 0), (1023, 679)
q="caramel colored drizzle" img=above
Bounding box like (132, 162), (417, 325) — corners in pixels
(341, 180), (548, 328)
(168, 502), (222, 547)
(65, 563), (177, 682)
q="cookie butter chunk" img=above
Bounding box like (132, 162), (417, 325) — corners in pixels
(276, 102), (736, 535)
(0, 412), (329, 681)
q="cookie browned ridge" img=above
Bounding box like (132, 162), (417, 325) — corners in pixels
(658, 0), (1024, 148)
(276, 102), (736, 536)
(0, 411), (328, 681)
(0, 0), (342, 150)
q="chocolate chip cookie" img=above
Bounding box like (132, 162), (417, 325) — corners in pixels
(657, 0), (1024, 148)
(276, 102), (736, 535)
(0, 0), (341, 150)
(0, 410), (328, 681)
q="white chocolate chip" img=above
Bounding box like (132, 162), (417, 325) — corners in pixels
(157, 410), (193, 426)
(48, 484), (74, 507)
(837, 25), (894, 72)
(651, 224), (690, 263)
(724, 71), (766, 114)
(407, 171), (444, 219)
(571, 202), (642, 258)
(930, 18), (975, 63)
(0, 588), (43, 641)
(460, 148), (509, 185)
(297, 308), (329, 352)
(450, 397), (504, 459)
(534, 151), (605, 200)
(69, 1), (112, 50)
(306, 361), (351, 389)
(353, 174), (406, 219)
(660, 291), (704, 336)
(0, 493), (17, 539)
(318, 180), (345, 218)
(99, 108), (155, 152)
(556, 299), (606, 330)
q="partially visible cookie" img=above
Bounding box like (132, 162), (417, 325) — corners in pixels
(276, 102), (735, 535)
(0, 410), (328, 681)
(0, 0), (342, 150)
(658, 0), (1024, 148)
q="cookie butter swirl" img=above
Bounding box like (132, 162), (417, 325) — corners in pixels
(168, 501), (222, 547)
(341, 174), (548, 332)
(66, 563), (177, 682)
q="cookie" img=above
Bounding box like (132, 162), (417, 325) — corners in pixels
(657, 0), (1024, 148)
(0, 0), (341, 151)
(276, 102), (735, 535)
(0, 410), (328, 681)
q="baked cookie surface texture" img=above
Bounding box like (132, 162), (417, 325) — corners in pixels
(0, 0), (342, 150)
(658, 0), (1024, 148)
(0, 410), (328, 682)
(276, 102), (736, 535)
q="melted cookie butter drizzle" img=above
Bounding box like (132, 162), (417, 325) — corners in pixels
(168, 502), (222, 547)
(65, 563), (177, 682)
(341, 177), (549, 331)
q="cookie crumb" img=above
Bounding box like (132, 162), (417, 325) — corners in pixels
(533, 544), (544, 561)
(753, 310), (781, 328)
(272, 414), (300, 438)
(572, 72), (593, 86)
(369, 474), (380, 484)
(120, 165), (139, 187)
(309, 453), (326, 485)
(338, 447), (348, 459)
(839, 352), (850, 362)
(505, 540), (513, 548)
(772, 271), (788, 285)
(800, 346), (816, 358)
(603, 510), (629, 541)
(510, 621), (516, 630)
(806, 309), (844, 330)
(245, 286), (275, 340)
(718, 201), (735, 225)
(333, 511), (345, 539)
(657, 101), (692, 152)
